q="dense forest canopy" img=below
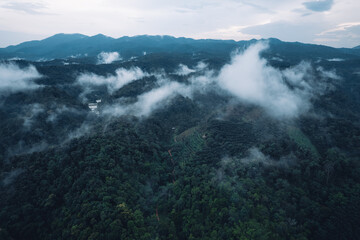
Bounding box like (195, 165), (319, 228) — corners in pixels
(0, 35), (360, 240)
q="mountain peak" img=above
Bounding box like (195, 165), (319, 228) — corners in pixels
(91, 34), (112, 39)
(44, 33), (88, 41)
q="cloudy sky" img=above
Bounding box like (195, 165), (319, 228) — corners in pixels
(0, 0), (359, 48)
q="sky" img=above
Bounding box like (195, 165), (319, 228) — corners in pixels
(0, 0), (359, 48)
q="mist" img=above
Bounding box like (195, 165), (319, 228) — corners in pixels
(216, 42), (340, 119)
(2, 169), (24, 186)
(76, 42), (340, 120)
(0, 62), (42, 94)
(97, 51), (122, 64)
(174, 64), (195, 76)
(22, 103), (45, 130)
(239, 147), (296, 168)
(103, 80), (191, 117)
(77, 67), (148, 94)
(174, 62), (208, 76)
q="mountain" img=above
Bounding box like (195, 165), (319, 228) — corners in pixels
(1, 33), (360, 62)
(0, 35), (360, 240)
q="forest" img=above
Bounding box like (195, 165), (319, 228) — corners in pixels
(0, 35), (360, 240)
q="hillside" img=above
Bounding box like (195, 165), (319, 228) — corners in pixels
(0, 35), (360, 240)
(1, 34), (360, 62)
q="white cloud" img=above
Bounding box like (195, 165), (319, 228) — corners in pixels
(0, 62), (42, 94)
(174, 64), (195, 76)
(77, 67), (148, 94)
(104, 80), (191, 117)
(97, 51), (122, 64)
(174, 62), (208, 76)
(318, 22), (360, 36)
(1, 0), (360, 47)
(22, 103), (45, 130)
(88, 43), (340, 120)
(217, 42), (339, 118)
(239, 147), (297, 167)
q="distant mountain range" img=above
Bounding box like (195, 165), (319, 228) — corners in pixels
(1, 33), (360, 61)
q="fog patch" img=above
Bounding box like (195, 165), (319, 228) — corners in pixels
(22, 103), (45, 130)
(103, 80), (192, 117)
(317, 67), (341, 80)
(77, 67), (148, 96)
(327, 58), (344, 62)
(195, 61), (208, 71)
(174, 62), (208, 76)
(0, 62), (42, 94)
(46, 105), (81, 123)
(239, 147), (296, 168)
(97, 51), (122, 64)
(174, 64), (196, 76)
(188, 69), (216, 94)
(2, 169), (24, 186)
(271, 56), (283, 62)
(6, 141), (48, 159)
(63, 122), (93, 144)
(217, 42), (339, 119)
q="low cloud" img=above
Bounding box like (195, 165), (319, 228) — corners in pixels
(6, 140), (48, 159)
(216, 42), (339, 118)
(327, 58), (344, 62)
(97, 51), (122, 64)
(174, 64), (196, 76)
(239, 147), (296, 168)
(46, 104), (81, 123)
(64, 122), (93, 143)
(2, 169), (24, 186)
(0, 62), (42, 94)
(80, 43), (339, 120)
(174, 62), (208, 76)
(22, 103), (45, 130)
(303, 0), (334, 12)
(103, 80), (191, 117)
(77, 67), (148, 95)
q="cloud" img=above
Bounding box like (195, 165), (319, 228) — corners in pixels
(0, 62), (42, 94)
(217, 42), (306, 118)
(174, 64), (196, 76)
(326, 58), (344, 62)
(195, 25), (262, 41)
(63, 122), (93, 143)
(77, 67), (148, 95)
(315, 22), (360, 47)
(84, 43), (339, 120)
(97, 51), (122, 64)
(242, 21), (324, 44)
(216, 42), (339, 118)
(316, 66), (341, 81)
(22, 103), (45, 130)
(174, 62), (209, 76)
(239, 147), (297, 167)
(303, 0), (334, 12)
(6, 140), (48, 158)
(46, 105), (81, 123)
(1, 1), (47, 15)
(103, 80), (191, 117)
(2, 169), (24, 186)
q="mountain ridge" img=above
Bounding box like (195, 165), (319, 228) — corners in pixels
(1, 33), (359, 61)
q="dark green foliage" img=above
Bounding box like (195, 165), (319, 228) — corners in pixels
(1, 39), (360, 240)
